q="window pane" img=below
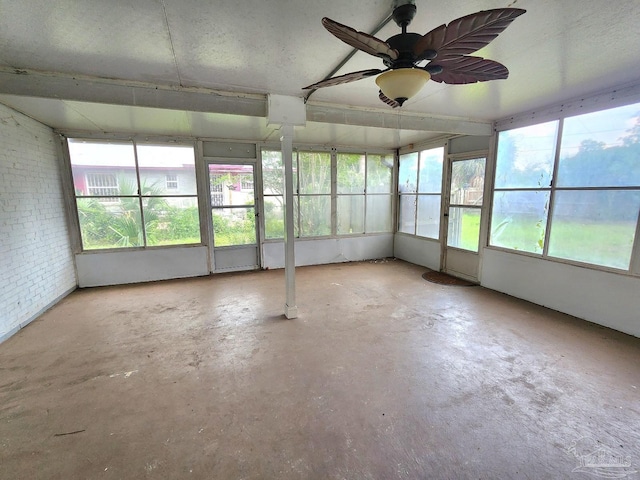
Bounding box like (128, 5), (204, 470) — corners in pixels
(264, 195), (284, 239)
(367, 154), (393, 193)
(548, 190), (640, 269)
(212, 207), (256, 247)
(447, 207), (481, 252)
(399, 153), (418, 193)
(337, 195), (364, 234)
(76, 197), (143, 249)
(495, 121), (558, 189)
(299, 196), (331, 236)
(68, 139), (135, 197)
(366, 195), (392, 233)
(557, 102), (640, 187)
(490, 190), (550, 253)
(70, 139), (201, 250)
(418, 147), (444, 193)
(398, 194), (416, 234)
(450, 158), (485, 206)
(262, 150), (285, 196)
(416, 195), (441, 239)
(144, 197), (201, 247)
(137, 144), (197, 195)
(337, 153), (365, 194)
(209, 164), (254, 207)
(299, 152), (331, 194)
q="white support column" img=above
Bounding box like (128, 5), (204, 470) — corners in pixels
(281, 125), (298, 318)
(267, 94), (305, 319)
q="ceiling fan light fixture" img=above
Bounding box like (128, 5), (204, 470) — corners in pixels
(375, 68), (430, 106)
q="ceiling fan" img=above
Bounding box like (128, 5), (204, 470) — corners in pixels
(302, 0), (525, 108)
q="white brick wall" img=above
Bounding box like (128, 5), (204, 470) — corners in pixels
(0, 103), (76, 342)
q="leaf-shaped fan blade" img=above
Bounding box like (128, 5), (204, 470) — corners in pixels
(429, 56), (509, 84)
(302, 69), (383, 90)
(379, 90), (400, 108)
(414, 8), (525, 59)
(322, 17), (399, 61)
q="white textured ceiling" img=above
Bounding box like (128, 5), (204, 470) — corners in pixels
(1, 0), (640, 147)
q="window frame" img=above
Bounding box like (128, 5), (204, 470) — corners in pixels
(260, 147), (395, 241)
(488, 103), (640, 276)
(297, 150), (333, 238)
(397, 146), (445, 240)
(67, 138), (201, 252)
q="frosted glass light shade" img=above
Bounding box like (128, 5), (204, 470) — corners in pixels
(375, 68), (431, 105)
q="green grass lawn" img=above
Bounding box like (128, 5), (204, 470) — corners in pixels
(491, 214), (635, 269)
(449, 209), (481, 251)
(547, 220), (635, 269)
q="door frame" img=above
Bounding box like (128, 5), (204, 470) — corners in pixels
(205, 158), (261, 273)
(441, 150), (489, 282)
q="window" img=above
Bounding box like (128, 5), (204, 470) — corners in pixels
(447, 158), (486, 252)
(209, 164), (256, 247)
(261, 149), (393, 239)
(86, 173), (119, 198)
(298, 151), (331, 237)
(398, 147), (444, 238)
(261, 150), (286, 239)
(165, 174), (178, 190)
(365, 154), (393, 233)
(337, 153), (365, 235)
(335, 152), (394, 235)
(490, 121), (557, 253)
(68, 139), (201, 250)
(490, 101), (640, 272)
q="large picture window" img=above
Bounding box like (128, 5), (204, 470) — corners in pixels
(398, 147), (444, 238)
(68, 139), (201, 250)
(490, 101), (640, 271)
(261, 149), (393, 239)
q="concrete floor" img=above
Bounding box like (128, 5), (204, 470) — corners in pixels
(1, 260), (639, 479)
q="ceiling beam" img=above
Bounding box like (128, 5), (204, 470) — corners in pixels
(0, 68), (492, 136)
(0, 68), (267, 117)
(305, 103), (492, 136)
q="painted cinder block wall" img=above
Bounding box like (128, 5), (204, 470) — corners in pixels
(0, 103), (76, 343)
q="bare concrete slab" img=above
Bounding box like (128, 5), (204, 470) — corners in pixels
(1, 260), (639, 479)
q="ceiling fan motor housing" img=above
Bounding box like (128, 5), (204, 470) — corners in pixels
(385, 32), (422, 68)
